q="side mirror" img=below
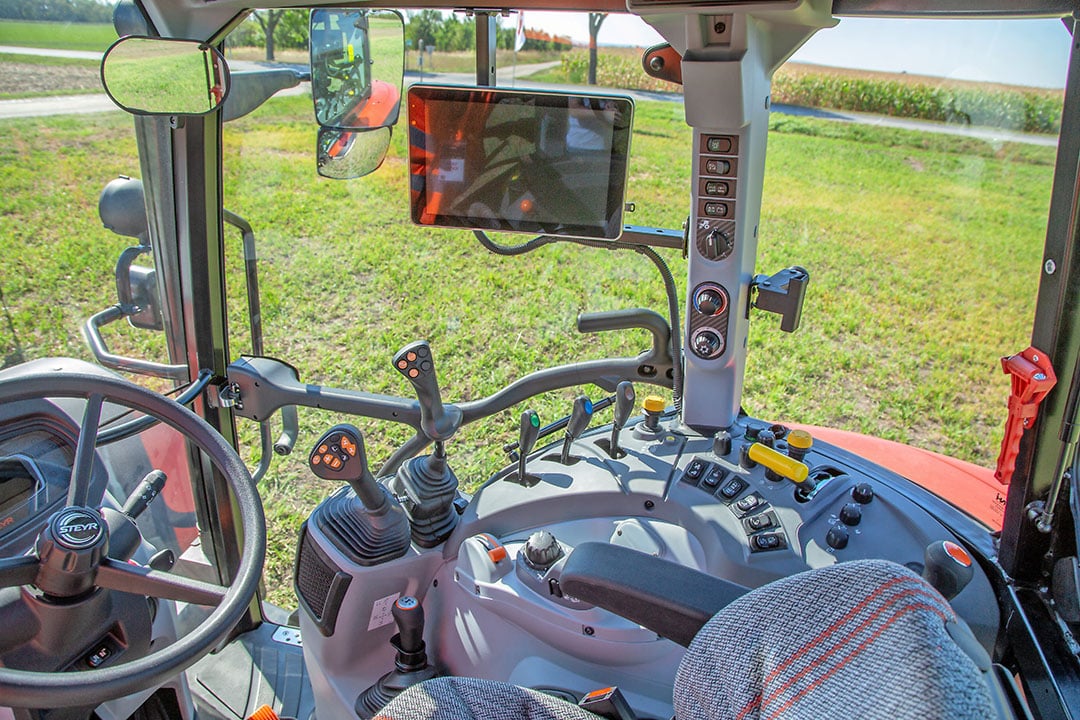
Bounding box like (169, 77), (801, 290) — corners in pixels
(101, 36), (230, 116)
(310, 9), (404, 130)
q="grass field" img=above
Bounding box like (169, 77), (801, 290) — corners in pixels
(0, 20), (115, 52)
(0, 90), (1056, 606)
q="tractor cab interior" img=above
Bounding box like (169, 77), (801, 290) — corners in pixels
(1, 1), (1079, 719)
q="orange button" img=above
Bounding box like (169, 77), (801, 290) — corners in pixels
(943, 541), (972, 567)
(311, 454), (321, 465)
(397, 360), (408, 369)
(323, 453), (334, 465)
(409, 368), (419, 378)
(487, 546), (507, 564)
(330, 457), (342, 469)
(318, 444), (328, 454)
(407, 352), (417, 362)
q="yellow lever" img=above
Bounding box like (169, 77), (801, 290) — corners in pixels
(748, 442), (809, 484)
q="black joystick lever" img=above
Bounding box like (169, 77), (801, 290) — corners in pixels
(393, 340), (462, 442)
(356, 596), (438, 719)
(922, 540), (974, 600)
(608, 381), (635, 458)
(310, 424), (386, 512)
(516, 409), (541, 484)
(560, 395), (594, 464)
(308, 424), (411, 566)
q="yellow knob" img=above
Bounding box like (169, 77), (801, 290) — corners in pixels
(747, 442), (809, 483)
(787, 429), (813, 450)
(643, 395), (666, 413)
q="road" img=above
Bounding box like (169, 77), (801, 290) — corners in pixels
(0, 46), (1059, 147)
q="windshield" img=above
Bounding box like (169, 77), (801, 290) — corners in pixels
(0, 8), (1067, 608)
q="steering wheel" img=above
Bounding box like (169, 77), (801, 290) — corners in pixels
(0, 368), (265, 710)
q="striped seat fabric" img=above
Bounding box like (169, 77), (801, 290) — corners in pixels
(375, 560), (996, 720)
(674, 559), (996, 720)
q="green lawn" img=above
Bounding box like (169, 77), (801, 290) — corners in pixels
(0, 95), (1056, 607)
(0, 20), (115, 52)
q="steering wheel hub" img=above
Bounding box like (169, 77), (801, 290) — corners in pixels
(52, 507), (107, 550)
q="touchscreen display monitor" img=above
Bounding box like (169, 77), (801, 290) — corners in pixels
(408, 85), (634, 240)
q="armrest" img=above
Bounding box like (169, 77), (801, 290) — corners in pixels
(559, 542), (748, 647)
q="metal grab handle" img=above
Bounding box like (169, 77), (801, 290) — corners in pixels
(82, 305), (188, 381)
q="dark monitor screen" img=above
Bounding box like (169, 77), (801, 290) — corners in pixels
(407, 86), (634, 240)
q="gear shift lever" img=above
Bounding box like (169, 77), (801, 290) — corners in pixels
(560, 395), (593, 464)
(356, 595), (438, 719)
(393, 340), (462, 442)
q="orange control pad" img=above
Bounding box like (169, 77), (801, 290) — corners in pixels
(394, 343), (433, 380)
(309, 432), (357, 472)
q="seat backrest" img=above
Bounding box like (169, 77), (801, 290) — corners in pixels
(673, 559), (998, 720)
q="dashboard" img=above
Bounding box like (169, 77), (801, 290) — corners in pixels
(297, 410), (1001, 719)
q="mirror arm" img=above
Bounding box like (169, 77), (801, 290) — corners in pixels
(82, 306), (189, 381)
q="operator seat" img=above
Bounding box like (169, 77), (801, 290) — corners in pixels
(373, 560), (999, 720)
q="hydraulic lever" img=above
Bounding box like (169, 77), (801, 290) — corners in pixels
(609, 381), (636, 458)
(392, 340), (462, 442)
(515, 409), (541, 484)
(560, 395), (594, 464)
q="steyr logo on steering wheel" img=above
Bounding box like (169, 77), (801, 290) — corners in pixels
(53, 509), (105, 549)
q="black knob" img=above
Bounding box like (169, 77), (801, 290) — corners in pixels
(692, 329), (724, 359)
(852, 482), (875, 504)
(839, 502), (862, 526)
(392, 596), (425, 654)
(739, 443), (756, 470)
(826, 523), (849, 550)
(694, 286), (727, 316)
(757, 430), (776, 448)
(922, 540), (974, 600)
(523, 530), (563, 570)
(713, 430), (732, 457)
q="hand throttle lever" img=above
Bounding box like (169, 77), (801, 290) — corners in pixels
(393, 340), (462, 442)
(516, 409), (540, 483)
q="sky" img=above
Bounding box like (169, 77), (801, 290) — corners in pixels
(502, 12), (1072, 89)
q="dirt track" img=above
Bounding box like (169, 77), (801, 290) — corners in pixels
(0, 60), (101, 96)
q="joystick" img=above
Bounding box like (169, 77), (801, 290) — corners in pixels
(560, 395), (594, 464)
(515, 409), (541, 484)
(308, 424), (410, 566)
(393, 340), (462, 442)
(356, 595), (438, 719)
(389, 442), (461, 548)
(608, 381), (635, 458)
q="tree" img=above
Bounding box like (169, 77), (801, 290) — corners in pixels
(587, 13), (607, 85)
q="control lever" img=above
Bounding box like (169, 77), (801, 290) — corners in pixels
(309, 424), (386, 512)
(515, 410), (541, 484)
(560, 395), (594, 464)
(308, 424), (411, 565)
(393, 340), (462, 442)
(752, 266), (809, 333)
(608, 381), (635, 458)
(105, 469), (168, 561)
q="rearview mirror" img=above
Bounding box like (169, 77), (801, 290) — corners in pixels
(310, 8), (404, 130)
(101, 36), (230, 116)
(317, 127), (392, 179)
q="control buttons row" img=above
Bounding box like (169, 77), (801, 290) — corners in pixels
(394, 344), (433, 379)
(824, 485), (876, 550)
(310, 432), (358, 471)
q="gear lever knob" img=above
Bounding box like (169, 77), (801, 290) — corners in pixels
(609, 381), (635, 458)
